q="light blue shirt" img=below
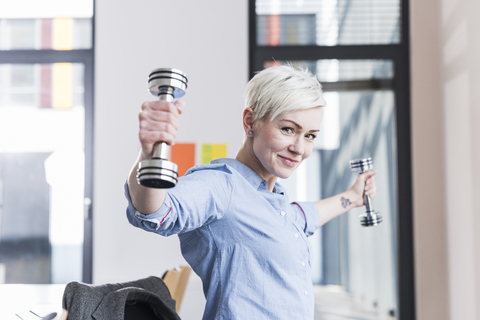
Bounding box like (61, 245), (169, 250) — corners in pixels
(126, 158), (320, 320)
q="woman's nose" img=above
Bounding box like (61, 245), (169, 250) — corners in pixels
(288, 137), (305, 155)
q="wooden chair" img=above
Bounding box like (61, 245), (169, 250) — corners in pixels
(162, 266), (192, 313)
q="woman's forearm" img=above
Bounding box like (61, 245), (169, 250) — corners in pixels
(127, 99), (185, 215)
(314, 189), (359, 227)
(127, 150), (167, 215)
(314, 171), (377, 227)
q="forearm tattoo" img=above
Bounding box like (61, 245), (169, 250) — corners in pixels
(341, 197), (352, 209)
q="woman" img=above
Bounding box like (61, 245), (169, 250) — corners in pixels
(125, 65), (376, 319)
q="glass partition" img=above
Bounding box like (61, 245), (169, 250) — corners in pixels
(279, 59), (398, 319)
(256, 0), (401, 46)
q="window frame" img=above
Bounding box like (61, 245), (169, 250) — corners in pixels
(248, 0), (415, 319)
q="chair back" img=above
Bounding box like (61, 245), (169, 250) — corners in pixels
(162, 266), (192, 313)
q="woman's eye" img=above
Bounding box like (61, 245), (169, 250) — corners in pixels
(305, 134), (317, 140)
(282, 127), (294, 134)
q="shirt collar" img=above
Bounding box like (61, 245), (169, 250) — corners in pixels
(210, 158), (285, 195)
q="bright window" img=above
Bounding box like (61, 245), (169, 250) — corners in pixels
(0, 0), (93, 284)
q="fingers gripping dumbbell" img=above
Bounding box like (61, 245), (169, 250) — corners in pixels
(137, 68), (188, 188)
(349, 157), (382, 227)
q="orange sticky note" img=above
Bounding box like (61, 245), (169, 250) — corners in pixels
(171, 143), (196, 177)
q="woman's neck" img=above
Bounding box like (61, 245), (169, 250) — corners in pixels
(235, 141), (278, 192)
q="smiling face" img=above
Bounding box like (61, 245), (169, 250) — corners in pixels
(250, 107), (323, 182)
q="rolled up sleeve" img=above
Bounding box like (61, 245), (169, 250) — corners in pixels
(291, 201), (320, 237)
(125, 184), (173, 232)
(125, 164), (234, 236)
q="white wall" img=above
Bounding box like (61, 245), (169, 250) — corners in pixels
(411, 0), (480, 319)
(94, 1), (248, 318)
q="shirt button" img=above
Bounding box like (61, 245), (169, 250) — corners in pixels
(280, 211), (286, 216)
(302, 261), (306, 267)
(294, 233), (299, 238)
(304, 290), (308, 296)
(150, 223), (156, 228)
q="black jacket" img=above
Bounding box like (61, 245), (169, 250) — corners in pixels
(62, 276), (181, 320)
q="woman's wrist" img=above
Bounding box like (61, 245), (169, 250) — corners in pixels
(340, 189), (363, 210)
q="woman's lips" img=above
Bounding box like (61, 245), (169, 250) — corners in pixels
(278, 155), (298, 167)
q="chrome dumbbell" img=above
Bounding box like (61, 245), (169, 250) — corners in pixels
(137, 68), (188, 188)
(349, 157), (382, 227)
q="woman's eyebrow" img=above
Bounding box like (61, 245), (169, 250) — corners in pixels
(279, 119), (320, 132)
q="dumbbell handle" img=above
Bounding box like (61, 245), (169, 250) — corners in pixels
(151, 93), (174, 161)
(364, 183), (373, 213)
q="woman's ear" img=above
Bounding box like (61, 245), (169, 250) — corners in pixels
(243, 108), (255, 135)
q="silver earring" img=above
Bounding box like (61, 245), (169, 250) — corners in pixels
(248, 130), (253, 135)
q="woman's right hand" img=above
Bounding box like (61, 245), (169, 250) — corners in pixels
(138, 99), (185, 160)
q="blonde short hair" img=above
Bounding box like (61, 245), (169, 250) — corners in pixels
(244, 65), (326, 125)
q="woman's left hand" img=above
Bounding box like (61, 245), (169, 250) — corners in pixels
(315, 170), (378, 227)
(350, 171), (377, 207)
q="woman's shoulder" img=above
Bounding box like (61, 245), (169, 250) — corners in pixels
(185, 158), (249, 177)
(185, 162), (234, 176)
(179, 158), (256, 191)
(179, 159), (239, 189)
